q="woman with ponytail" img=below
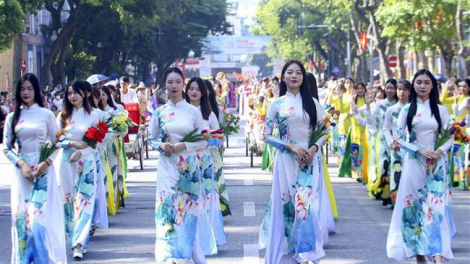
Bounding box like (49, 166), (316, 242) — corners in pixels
(387, 69), (454, 264)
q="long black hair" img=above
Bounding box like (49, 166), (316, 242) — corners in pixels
(102, 85), (116, 109)
(279, 60), (317, 128)
(204, 79), (220, 121)
(306, 72), (319, 100)
(406, 69), (442, 134)
(185, 77), (212, 120)
(88, 85), (105, 110)
(61, 81), (92, 129)
(11, 73), (44, 146)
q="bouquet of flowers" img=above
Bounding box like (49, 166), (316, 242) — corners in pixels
(308, 113), (336, 148)
(83, 121), (109, 148)
(38, 140), (58, 164)
(108, 111), (136, 133)
(221, 110), (240, 136)
(435, 120), (470, 150)
(203, 129), (225, 147)
(180, 128), (206, 142)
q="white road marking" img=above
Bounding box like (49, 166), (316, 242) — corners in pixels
(243, 202), (256, 217)
(243, 244), (260, 264)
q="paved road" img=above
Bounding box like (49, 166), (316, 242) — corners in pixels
(0, 125), (469, 264)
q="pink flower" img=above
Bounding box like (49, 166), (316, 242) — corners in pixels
(296, 207), (307, 220)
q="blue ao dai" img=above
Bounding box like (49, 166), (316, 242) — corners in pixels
(57, 107), (100, 251)
(150, 100), (207, 263)
(3, 104), (66, 264)
(259, 92), (327, 264)
(387, 99), (454, 260)
(197, 109), (226, 255)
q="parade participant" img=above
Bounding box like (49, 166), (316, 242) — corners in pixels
(3, 73), (66, 263)
(354, 86), (382, 191)
(238, 77), (251, 119)
(88, 84), (110, 233)
(350, 81), (368, 182)
(261, 76), (281, 172)
(101, 85), (127, 215)
(149, 67), (207, 263)
(451, 78), (470, 189)
(205, 79), (231, 216)
(440, 80), (457, 113)
(382, 80), (411, 206)
(146, 85), (158, 119)
(119, 76), (138, 104)
(387, 69), (454, 264)
(185, 77), (226, 253)
(368, 79), (397, 206)
(307, 72), (337, 240)
(259, 60), (327, 264)
(337, 78), (355, 177)
(57, 80), (100, 260)
(205, 80), (223, 125)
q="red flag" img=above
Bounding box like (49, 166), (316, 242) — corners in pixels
(360, 32), (368, 52)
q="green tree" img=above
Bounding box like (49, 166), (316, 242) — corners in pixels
(376, 0), (459, 77)
(38, 0), (133, 86)
(254, 0), (353, 78)
(0, 0), (25, 52)
(66, 0), (230, 84)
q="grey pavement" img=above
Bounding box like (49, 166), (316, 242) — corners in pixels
(0, 124), (469, 263)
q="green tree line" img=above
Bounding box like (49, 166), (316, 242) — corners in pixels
(1, 0), (231, 87)
(253, 0), (470, 81)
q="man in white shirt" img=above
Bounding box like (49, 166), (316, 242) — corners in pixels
(120, 76), (138, 104)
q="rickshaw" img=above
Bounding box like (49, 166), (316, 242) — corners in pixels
(123, 103), (148, 170)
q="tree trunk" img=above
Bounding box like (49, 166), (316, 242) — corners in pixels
(456, 0), (469, 79)
(396, 39), (406, 80)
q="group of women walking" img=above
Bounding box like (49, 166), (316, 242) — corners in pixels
(4, 63), (466, 264)
(4, 73), (130, 262)
(325, 69), (468, 263)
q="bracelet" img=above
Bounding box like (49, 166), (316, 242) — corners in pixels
(313, 144), (319, 152)
(45, 159), (51, 166)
